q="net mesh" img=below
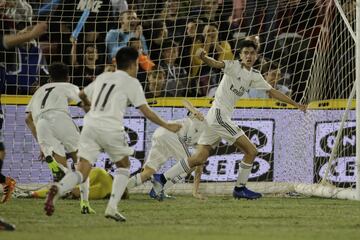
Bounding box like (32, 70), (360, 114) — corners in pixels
(0, 0), (357, 197)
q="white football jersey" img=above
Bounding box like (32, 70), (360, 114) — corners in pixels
(26, 82), (81, 123)
(213, 60), (272, 116)
(83, 70), (147, 131)
(176, 116), (206, 146)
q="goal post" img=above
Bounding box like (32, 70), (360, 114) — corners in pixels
(355, 0), (360, 201)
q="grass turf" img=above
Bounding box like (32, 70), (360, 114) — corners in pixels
(1, 195), (360, 240)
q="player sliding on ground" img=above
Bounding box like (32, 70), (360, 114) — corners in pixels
(25, 62), (94, 214)
(127, 99), (207, 200)
(153, 40), (307, 200)
(44, 47), (182, 222)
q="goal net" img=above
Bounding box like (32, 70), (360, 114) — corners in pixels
(0, 0), (358, 199)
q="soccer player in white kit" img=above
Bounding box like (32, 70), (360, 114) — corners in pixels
(43, 47), (182, 221)
(25, 62), (94, 213)
(153, 40), (307, 199)
(127, 99), (207, 200)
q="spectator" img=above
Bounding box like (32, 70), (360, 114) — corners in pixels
(128, 37), (154, 72)
(70, 39), (103, 88)
(191, 0), (232, 41)
(248, 61), (291, 98)
(178, 18), (204, 77)
(159, 0), (187, 43)
(144, 66), (166, 98)
(241, 0), (279, 57)
(128, 37), (155, 84)
(111, 0), (128, 17)
(105, 10), (148, 61)
(143, 20), (168, 65)
(159, 39), (188, 97)
(190, 23), (233, 96)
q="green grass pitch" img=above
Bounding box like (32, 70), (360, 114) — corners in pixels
(1, 194), (360, 240)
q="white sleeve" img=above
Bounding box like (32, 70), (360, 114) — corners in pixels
(25, 96), (34, 113)
(83, 81), (96, 101)
(67, 84), (81, 104)
(127, 79), (147, 107)
(222, 60), (239, 77)
(250, 73), (272, 90)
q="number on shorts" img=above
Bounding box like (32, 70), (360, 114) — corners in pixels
(41, 87), (55, 109)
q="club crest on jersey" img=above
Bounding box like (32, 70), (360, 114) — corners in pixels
(230, 84), (246, 97)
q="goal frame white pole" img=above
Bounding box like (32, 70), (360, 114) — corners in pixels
(356, 0), (360, 200)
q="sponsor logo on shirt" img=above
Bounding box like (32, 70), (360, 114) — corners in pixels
(230, 84), (246, 97)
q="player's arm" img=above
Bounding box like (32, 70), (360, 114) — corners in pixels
(3, 22), (47, 49)
(138, 104), (181, 133)
(70, 38), (78, 66)
(78, 90), (91, 113)
(192, 164), (207, 200)
(268, 89), (307, 112)
(25, 112), (38, 141)
(196, 48), (225, 69)
(182, 99), (204, 121)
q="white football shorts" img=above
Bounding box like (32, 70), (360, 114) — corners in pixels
(36, 111), (79, 157)
(78, 125), (134, 164)
(144, 127), (190, 171)
(198, 108), (244, 148)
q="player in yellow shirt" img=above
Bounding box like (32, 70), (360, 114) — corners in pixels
(14, 167), (128, 201)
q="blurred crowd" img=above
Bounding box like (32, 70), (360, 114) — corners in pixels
(0, 0), (350, 101)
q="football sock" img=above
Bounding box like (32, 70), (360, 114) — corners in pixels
(108, 168), (130, 210)
(164, 158), (191, 182)
(79, 177), (90, 202)
(31, 188), (48, 198)
(127, 173), (142, 189)
(58, 171), (83, 196)
(163, 172), (187, 190)
(236, 161), (253, 187)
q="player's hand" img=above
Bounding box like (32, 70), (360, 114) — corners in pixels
(192, 191), (207, 200)
(135, 24), (143, 38)
(195, 48), (207, 59)
(192, 110), (204, 121)
(30, 22), (48, 38)
(70, 37), (77, 44)
(165, 123), (182, 133)
(297, 103), (307, 113)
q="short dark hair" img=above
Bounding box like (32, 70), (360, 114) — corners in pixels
(238, 40), (258, 53)
(128, 37), (140, 47)
(115, 47), (139, 70)
(49, 62), (69, 82)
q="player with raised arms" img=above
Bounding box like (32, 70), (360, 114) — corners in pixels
(43, 47), (182, 222)
(153, 40), (307, 200)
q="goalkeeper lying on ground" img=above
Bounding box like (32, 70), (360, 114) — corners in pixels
(14, 167), (129, 200)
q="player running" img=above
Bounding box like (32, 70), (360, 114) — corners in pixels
(43, 47), (181, 221)
(153, 40), (307, 200)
